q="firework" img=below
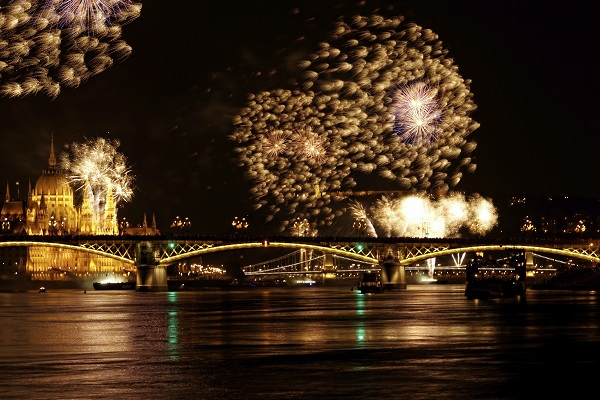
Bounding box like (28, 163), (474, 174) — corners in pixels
(262, 129), (288, 158)
(391, 80), (443, 146)
(39, 0), (141, 33)
(366, 192), (497, 238)
(291, 127), (327, 164)
(0, 0), (141, 98)
(60, 137), (135, 229)
(467, 194), (499, 235)
(348, 199), (377, 238)
(231, 11), (479, 232)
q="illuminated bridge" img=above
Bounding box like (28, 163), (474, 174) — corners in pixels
(1, 235), (599, 290)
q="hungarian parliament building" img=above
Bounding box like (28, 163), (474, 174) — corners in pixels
(0, 137), (158, 289)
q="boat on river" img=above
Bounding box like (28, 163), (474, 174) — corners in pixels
(464, 277), (524, 299)
(93, 281), (136, 290)
(464, 251), (526, 300)
(357, 272), (384, 294)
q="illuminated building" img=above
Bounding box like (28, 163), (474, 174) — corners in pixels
(0, 136), (132, 287)
(122, 213), (160, 236)
(1, 135), (118, 235)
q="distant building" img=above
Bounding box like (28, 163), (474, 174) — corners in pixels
(500, 195), (600, 236)
(121, 213), (159, 236)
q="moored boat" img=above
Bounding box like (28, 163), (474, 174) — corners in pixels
(93, 281), (136, 290)
(465, 278), (524, 300)
(357, 272), (384, 294)
(464, 251), (526, 300)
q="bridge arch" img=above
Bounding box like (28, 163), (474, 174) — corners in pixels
(402, 245), (600, 265)
(0, 241), (135, 265)
(158, 242), (379, 266)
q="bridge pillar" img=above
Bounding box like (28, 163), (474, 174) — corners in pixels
(321, 253), (337, 285)
(380, 249), (407, 290)
(300, 248), (312, 271)
(135, 242), (168, 292)
(525, 251), (535, 281)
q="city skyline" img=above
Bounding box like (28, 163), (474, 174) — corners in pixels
(1, 0), (599, 235)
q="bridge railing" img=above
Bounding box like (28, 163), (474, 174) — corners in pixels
(2, 234), (600, 266)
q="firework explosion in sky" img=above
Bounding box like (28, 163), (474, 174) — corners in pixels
(230, 12), (480, 234)
(60, 137), (134, 229)
(350, 192), (497, 238)
(0, 0), (141, 97)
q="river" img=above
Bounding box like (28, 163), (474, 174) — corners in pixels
(0, 285), (598, 399)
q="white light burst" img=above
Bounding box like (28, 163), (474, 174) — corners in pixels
(392, 81), (443, 146)
(60, 137), (134, 228)
(366, 193), (497, 238)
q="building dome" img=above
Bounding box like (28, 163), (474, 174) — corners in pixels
(34, 169), (73, 197)
(33, 134), (74, 198)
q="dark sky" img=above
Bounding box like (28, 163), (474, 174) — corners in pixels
(1, 0), (599, 235)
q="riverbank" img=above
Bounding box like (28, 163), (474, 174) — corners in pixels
(530, 269), (600, 291)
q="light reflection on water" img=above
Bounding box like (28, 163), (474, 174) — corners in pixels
(0, 286), (598, 399)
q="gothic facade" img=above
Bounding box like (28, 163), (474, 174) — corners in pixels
(0, 136), (131, 286)
(1, 136), (119, 235)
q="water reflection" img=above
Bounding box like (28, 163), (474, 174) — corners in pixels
(167, 292), (179, 360)
(0, 287), (598, 399)
(354, 293), (366, 345)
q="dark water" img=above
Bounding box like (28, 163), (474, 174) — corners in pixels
(1, 285), (598, 399)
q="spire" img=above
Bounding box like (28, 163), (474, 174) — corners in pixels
(39, 193), (46, 211)
(142, 213), (147, 228)
(27, 178), (34, 208)
(152, 214), (156, 230)
(48, 133), (56, 168)
(5, 181), (9, 202)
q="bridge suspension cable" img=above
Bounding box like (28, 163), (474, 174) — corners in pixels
(532, 252), (572, 265)
(243, 250), (305, 270)
(243, 249), (379, 276)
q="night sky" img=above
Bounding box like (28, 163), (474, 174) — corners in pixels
(1, 0), (599, 235)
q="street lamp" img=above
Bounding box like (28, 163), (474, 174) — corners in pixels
(49, 214), (57, 235)
(172, 216), (192, 231)
(119, 217), (130, 234)
(293, 217), (309, 237)
(232, 216), (249, 232)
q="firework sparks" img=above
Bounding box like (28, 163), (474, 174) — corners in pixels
(468, 194), (499, 235)
(291, 127), (327, 164)
(231, 11), (479, 232)
(60, 137), (134, 229)
(41, 0), (140, 33)
(391, 81), (443, 146)
(348, 199), (378, 238)
(0, 0), (141, 98)
(366, 192), (497, 238)
(262, 129), (288, 158)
